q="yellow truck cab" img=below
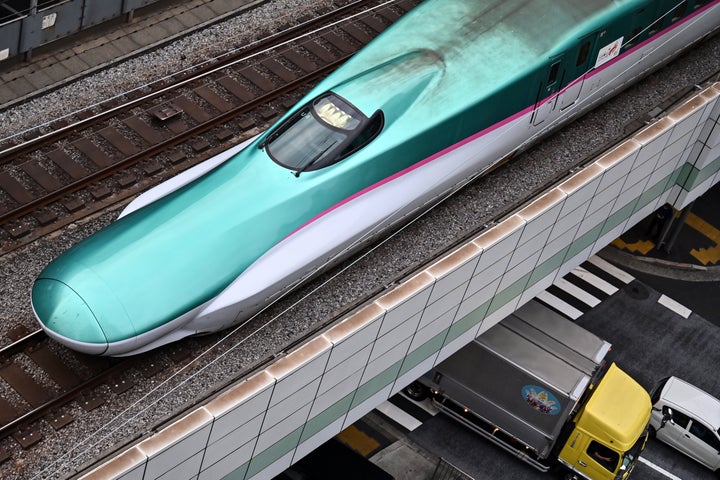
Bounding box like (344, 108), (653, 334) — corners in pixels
(559, 363), (652, 479)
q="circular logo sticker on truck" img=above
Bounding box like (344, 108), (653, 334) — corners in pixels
(521, 385), (560, 415)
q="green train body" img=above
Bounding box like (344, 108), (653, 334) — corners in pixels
(31, 0), (720, 355)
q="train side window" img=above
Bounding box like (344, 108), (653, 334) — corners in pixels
(647, 19), (661, 37)
(548, 61), (560, 85)
(692, 0), (710, 8)
(671, 1), (688, 21)
(624, 27), (643, 50)
(576, 42), (590, 67)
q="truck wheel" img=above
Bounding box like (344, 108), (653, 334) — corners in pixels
(403, 381), (429, 401)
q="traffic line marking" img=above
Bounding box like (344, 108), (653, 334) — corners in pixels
(612, 237), (655, 255)
(687, 212), (720, 265)
(376, 400), (423, 431)
(536, 290), (583, 320)
(638, 457), (683, 480)
(555, 277), (601, 307)
(337, 424), (381, 456)
(658, 294), (692, 319)
(570, 266), (619, 296)
(588, 255), (635, 284)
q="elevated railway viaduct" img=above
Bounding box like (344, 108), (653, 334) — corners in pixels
(73, 79), (720, 480)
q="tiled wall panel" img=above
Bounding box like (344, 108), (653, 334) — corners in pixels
(141, 411), (212, 480)
(316, 343), (371, 397)
(344, 383), (394, 428)
(294, 417), (346, 460)
(309, 368), (363, 418)
(324, 306), (384, 370)
(426, 245), (482, 304)
(206, 374), (274, 444)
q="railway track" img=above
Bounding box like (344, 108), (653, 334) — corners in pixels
(0, 324), (206, 466)
(0, 0), (422, 467)
(0, 0), (422, 252)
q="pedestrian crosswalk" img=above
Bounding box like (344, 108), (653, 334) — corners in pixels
(536, 255), (634, 320)
(375, 254), (635, 432)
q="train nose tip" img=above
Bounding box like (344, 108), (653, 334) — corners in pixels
(31, 279), (109, 354)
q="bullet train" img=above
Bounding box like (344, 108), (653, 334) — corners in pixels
(31, 0), (720, 355)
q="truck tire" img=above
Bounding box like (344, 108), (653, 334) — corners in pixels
(403, 381), (429, 401)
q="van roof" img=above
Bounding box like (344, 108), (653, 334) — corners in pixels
(662, 377), (720, 430)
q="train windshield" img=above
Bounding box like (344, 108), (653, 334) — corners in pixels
(264, 93), (375, 173)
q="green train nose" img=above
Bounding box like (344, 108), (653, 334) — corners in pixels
(31, 278), (109, 353)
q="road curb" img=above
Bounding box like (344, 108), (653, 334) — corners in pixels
(598, 246), (720, 282)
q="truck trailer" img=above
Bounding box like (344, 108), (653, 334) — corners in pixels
(407, 299), (652, 480)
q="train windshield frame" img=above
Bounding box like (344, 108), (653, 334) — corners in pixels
(263, 92), (383, 174)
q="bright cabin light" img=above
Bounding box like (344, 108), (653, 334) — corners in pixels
(316, 101), (355, 129)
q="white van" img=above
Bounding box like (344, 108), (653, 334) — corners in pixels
(649, 376), (720, 474)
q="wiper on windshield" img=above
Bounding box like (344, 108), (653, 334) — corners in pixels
(293, 142), (335, 177)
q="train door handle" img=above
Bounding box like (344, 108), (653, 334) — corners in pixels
(578, 461), (587, 467)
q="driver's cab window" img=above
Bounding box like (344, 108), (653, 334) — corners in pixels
(264, 92), (383, 174)
(586, 441), (619, 472)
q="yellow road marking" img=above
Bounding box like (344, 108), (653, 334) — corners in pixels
(336, 425), (380, 457)
(612, 237), (655, 255)
(687, 212), (720, 265)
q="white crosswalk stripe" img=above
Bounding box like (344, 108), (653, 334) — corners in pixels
(535, 290), (584, 320)
(554, 277), (601, 307)
(587, 255), (634, 284)
(376, 401), (424, 431)
(535, 255), (635, 321)
(570, 266), (619, 296)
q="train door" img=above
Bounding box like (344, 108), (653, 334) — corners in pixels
(558, 32), (599, 111)
(531, 54), (565, 126)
